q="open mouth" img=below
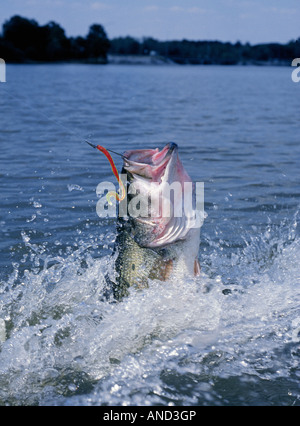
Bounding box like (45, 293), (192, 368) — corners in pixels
(123, 143), (178, 180)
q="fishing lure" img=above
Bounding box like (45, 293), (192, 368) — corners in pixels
(86, 141), (126, 205)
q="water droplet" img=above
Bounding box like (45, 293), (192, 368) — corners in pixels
(68, 384), (77, 392)
(68, 184), (84, 192)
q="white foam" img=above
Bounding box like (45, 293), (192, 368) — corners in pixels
(0, 319), (6, 343)
(0, 224), (299, 405)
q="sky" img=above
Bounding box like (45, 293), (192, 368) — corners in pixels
(0, 0), (299, 44)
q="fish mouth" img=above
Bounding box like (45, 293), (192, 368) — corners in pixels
(123, 143), (178, 181)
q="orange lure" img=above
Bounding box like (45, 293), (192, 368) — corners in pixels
(86, 141), (126, 205)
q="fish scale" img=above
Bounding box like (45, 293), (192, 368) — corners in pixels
(110, 143), (202, 300)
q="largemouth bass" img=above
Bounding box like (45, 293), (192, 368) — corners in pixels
(110, 142), (203, 300)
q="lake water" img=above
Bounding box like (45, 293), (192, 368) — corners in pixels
(0, 64), (299, 406)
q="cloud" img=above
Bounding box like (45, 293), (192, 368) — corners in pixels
(187, 7), (208, 14)
(26, 0), (64, 5)
(169, 6), (208, 14)
(169, 6), (184, 13)
(90, 2), (111, 11)
(269, 6), (298, 15)
(144, 5), (160, 12)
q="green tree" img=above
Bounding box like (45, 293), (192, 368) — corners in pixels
(43, 22), (70, 61)
(86, 24), (110, 59)
(110, 37), (141, 55)
(3, 15), (41, 59)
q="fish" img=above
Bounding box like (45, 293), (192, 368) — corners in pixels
(109, 142), (202, 300)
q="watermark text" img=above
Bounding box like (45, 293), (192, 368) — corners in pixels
(96, 177), (205, 229)
(291, 58), (300, 83)
(0, 58), (6, 83)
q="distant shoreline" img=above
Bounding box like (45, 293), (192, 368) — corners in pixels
(1, 15), (298, 67)
(5, 54), (291, 66)
(108, 54), (291, 66)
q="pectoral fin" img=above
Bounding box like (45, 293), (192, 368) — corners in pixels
(149, 259), (174, 282)
(194, 259), (201, 277)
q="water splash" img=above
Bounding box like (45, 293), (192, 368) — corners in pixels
(0, 215), (299, 406)
(67, 184), (84, 193)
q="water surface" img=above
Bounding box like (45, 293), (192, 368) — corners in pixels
(0, 64), (299, 406)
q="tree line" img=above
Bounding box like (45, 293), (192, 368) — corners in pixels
(0, 16), (110, 63)
(1, 15), (299, 65)
(110, 36), (300, 65)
